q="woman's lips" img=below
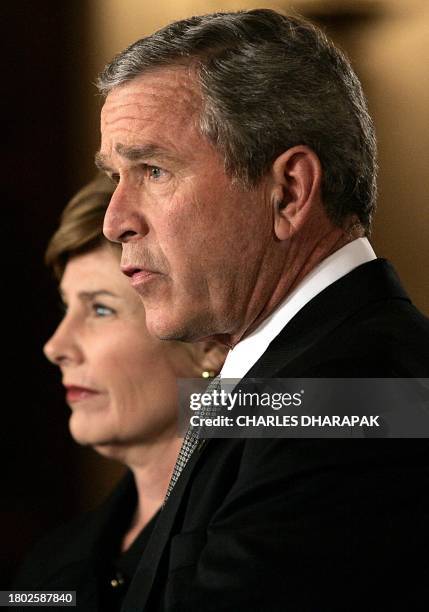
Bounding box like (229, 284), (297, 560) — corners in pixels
(65, 386), (100, 403)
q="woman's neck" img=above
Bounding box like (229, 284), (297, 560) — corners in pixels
(120, 436), (182, 552)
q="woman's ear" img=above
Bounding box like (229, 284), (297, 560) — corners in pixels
(191, 341), (229, 377)
(271, 146), (323, 241)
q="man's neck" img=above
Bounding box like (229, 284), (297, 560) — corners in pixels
(218, 222), (362, 348)
(219, 235), (376, 381)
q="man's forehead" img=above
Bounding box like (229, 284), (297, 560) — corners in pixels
(99, 67), (206, 164)
(102, 66), (202, 117)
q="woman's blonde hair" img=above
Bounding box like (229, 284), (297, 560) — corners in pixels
(45, 173), (117, 280)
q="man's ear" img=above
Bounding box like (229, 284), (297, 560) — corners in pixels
(270, 146), (323, 241)
(191, 341), (228, 377)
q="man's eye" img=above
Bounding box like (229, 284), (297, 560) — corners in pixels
(93, 303), (115, 317)
(109, 173), (120, 185)
(148, 166), (165, 180)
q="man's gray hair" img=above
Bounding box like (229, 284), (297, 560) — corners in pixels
(97, 9), (377, 230)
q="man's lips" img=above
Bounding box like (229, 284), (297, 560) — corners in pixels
(121, 265), (162, 289)
(64, 385), (101, 403)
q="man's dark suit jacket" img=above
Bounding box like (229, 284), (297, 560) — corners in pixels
(121, 259), (429, 611)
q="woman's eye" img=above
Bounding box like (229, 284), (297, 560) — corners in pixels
(93, 303), (115, 317)
(110, 173), (120, 185)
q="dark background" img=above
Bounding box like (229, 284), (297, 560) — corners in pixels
(2, 2), (94, 586)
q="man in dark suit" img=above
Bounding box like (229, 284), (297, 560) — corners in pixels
(96, 9), (429, 610)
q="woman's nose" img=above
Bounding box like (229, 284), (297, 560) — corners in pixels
(43, 318), (84, 367)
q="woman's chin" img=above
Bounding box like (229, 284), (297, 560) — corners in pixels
(68, 414), (114, 449)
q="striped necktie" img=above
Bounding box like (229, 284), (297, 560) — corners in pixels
(164, 375), (221, 503)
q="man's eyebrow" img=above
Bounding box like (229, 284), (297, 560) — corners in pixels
(94, 152), (113, 173)
(115, 143), (177, 163)
(94, 144), (179, 171)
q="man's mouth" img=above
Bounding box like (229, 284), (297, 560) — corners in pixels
(120, 265), (162, 290)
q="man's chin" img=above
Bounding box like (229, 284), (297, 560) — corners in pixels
(144, 301), (219, 343)
(144, 309), (189, 341)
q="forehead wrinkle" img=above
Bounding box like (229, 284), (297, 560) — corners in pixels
(104, 68), (202, 118)
(103, 96), (200, 124)
(102, 101), (199, 136)
(101, 118), (202, 164)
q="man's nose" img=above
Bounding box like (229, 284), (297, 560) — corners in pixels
(103, 183), (149, 243)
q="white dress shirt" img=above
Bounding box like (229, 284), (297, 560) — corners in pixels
(220, 237), (376, 381)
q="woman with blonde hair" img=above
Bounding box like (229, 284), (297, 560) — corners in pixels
(13, 174), (225, 611)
